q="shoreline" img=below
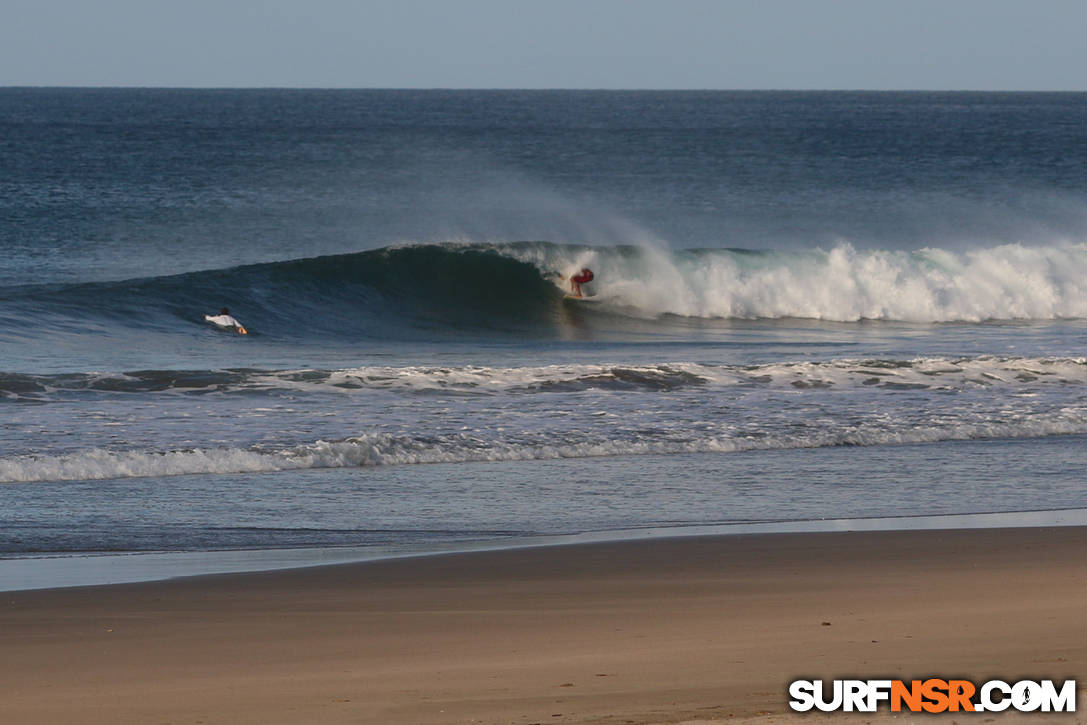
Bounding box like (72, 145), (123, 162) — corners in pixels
(3, 525), (1085, 724)
(5, 505), (1087, 592)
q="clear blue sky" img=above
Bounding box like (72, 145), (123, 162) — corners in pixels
(4, 0), (1085, 89)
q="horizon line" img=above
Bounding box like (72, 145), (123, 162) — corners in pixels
(3, 85), (1087, 93)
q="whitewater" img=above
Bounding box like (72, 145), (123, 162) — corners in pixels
(521, 241), (1087, 322)
(3, 354), (1085, 484)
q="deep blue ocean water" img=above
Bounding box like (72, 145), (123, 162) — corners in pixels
(1, 90), (1086, 574)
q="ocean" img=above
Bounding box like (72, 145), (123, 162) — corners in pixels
(2, 89), (1086, 585)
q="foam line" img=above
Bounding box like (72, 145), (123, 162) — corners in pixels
(3, 413), (1085, 484)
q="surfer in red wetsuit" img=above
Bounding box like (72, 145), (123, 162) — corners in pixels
(569, 267), (594, 298)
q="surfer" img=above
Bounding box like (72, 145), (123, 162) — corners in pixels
(569, 267), (594, 298)
(204, 307), (248, 335)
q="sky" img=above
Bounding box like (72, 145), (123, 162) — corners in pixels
(3, 0), (1085, 90)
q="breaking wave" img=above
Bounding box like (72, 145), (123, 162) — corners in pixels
(2, 242), (1086, 342)
(513, 240), (1087, 322)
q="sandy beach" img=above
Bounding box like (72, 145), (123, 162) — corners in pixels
(3, 526), (1085, 724)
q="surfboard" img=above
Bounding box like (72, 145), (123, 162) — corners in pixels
(563, 294), (601, 302)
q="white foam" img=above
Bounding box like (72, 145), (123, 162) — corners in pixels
(8, 358), (1085, 405)
(512, 242), (1087, 321)
(3, 410), (1085, 484)
(262, 363), (716, 393)
(249, 357), (1087, 394)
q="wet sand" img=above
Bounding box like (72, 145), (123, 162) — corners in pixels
(3, 527), (1085, 724)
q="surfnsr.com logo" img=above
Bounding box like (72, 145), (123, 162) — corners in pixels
(789, 679), (1076, 713)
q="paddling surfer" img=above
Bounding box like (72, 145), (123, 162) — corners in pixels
(204, 307), (248, 335)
